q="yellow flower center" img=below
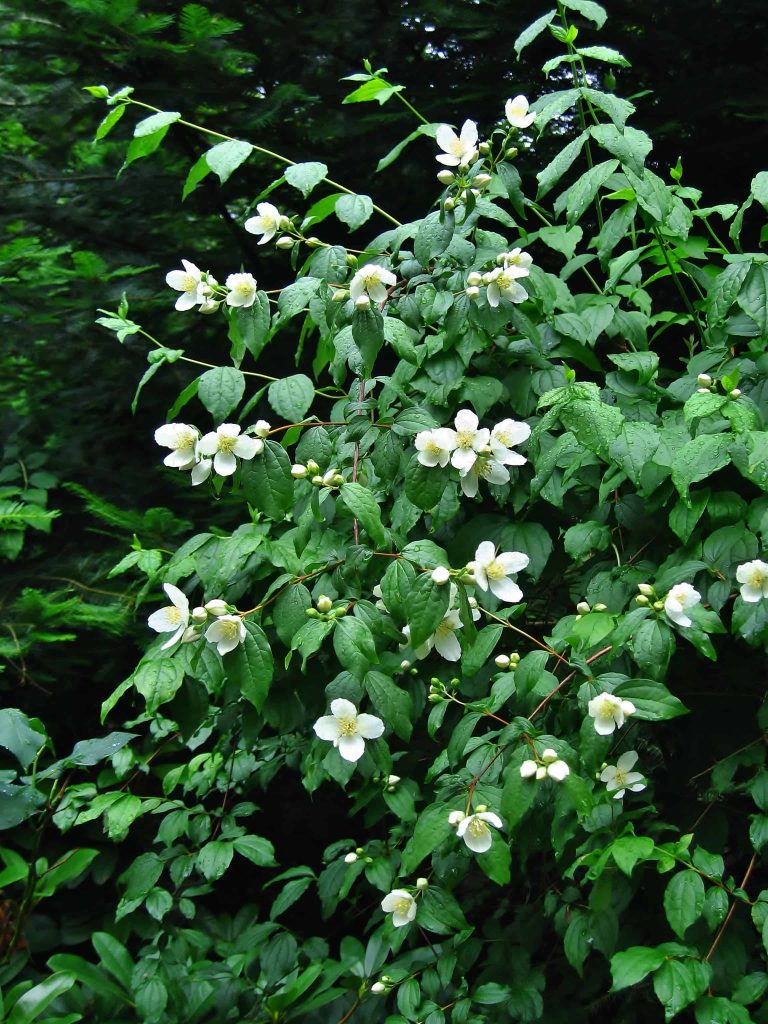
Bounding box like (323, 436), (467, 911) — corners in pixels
(337, 716), (358, 736)
(180, 273), (197, 291)
(486, 558), (506, 581)
(612, 767), (629, 787)
(234, 280), (253, 296)
(468, 817), (488, 838)
(456, 430), (475, 448)
(746, 568), (767, 588)
(597, 697), (617, 718)
(166, 607), (181, 624)
(425, 439), (441, 455)
(394, 897), (411, 915)
(219, 619), (240, 640)
(218, 434), (237, 454)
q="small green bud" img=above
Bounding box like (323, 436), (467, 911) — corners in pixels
(506, 146), (518, 159)
(652, 600), (665, 612)
(729, 388), (742, 399)
(428, 693), (443, 703)
(306, 460), (320, 474)
(311, 475), (324, 486)
(331, 289), (349, 302)
(345, 253), (358, 267)
(593, 603), (608, 612)
(478, 141), (491, 155)
(509, 652), (520, 666)
(436, 169), (455, 185)
(305, 236), (322, 248)
(305, 607), (320, 618)
(635, 595), (650, 606)
(443, 196), (456, 211)
(638, 583), (654, 596)
(415, 876), (429, 891)
(275, 235), (294, 249)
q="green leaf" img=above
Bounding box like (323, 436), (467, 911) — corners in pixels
(121, 125), (171, 171)
(559, 398), (623, 456)
(94, 103), (126, 141)
(268, 374), (315, 421)
(335, 193), (374, 231)
(241, 440), (294, 519)
(339, 483), (387, 546)
(197, 840), (234, 881)
(461, 624), (504, 677)
(477, 833), (512, 886)
(205, 139), (253, 183)
(561, 0), (607, 27)
(400, 803), (454, 873)
(564, 521), (611, 561)
(92, 931), (133, 988)
(555, 159), (619, 226)
(582, 88), (635, 129)
(47, 953), (128, 1002)
(404, 455), (449, 511)
(197, 366), (245, 421)
(632, 619), (675, 679)
(609, 422), (660, 488)
(590, 124), (651, 175)
(406, 573), (450, 648)
(285, 161), (328, 198)
(134, 658), (184, 713)
(227, 620), (273, 710)
(536, 131), (589, 198)
(376, 123), (438, 173)
(237, 292), (271, 360)
(653, 959), (711, 1021)
(133, 110), (180, 137)
(333, 617), (378, 680)
(514, 9), (556, 58)
(751, 171), (768, 211)
(418, 886), (470, 934)
(501, 753), (538, 830)
(578, 45), (631, 67)
(664, 870), (705, 938)
(35, 848), (98, 898)
(414, 210), (455, 266)
(233, 835), (277, 867)
(277, 277), (322, 319)
(342, 78), (404, 105)
(7, 972), (77, 1024)
(364, 670), (413, 740)
(613, 678), (688, 720)
(0, 709), (45, 769)
(672, 435), (732, 505)
(737, 264), (768, 335)
(610, 946), (667, 991)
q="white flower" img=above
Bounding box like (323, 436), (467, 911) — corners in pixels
(147, 583), (190, 650)
(432, 566), (450, 585)
(244, 203), (282, 245)
(459, 455), (509, 498)
(448, 809), (466, 826)
(313, 698), (385, 762)
(501, 247), (534, 273)
(252, 419), (272, 438)
(664, 582), (701, 628)
(473, 541), (529, 603)
(190, 458), (213, 485)
(165, 260), (205, 311)
(505, 95), (536, 129)
(403, 608), (464, 662)
(600, 751), (646, 799)
(154, 422), (199, 470)
(415, 428), (456, 468)
(587, 692), (636, 736)
(485, 267), (529, 308)
(435, 119), (479, 167)
(198, 424), (263, 476)
(225, 272), (258, 308)
(736, 560), (768, 603)
(349, 263), (397, 304)
(541, 748), (570, 782)
(520, 759), (538, 779)
(456, 811), (503, 853)
(449, 409), (490, 474)
(204, 614), (246, 655)
(489, 418), (531, 466)
(381, 889), (417, 928)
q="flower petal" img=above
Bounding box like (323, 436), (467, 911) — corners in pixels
(214, 451), (237, 476)
(314, 715), (342, 741)
(356, 714), (385, 739)
(454, 409), (479, 432)
(338, 734), (366, 762)
(489, 577), (523, 603)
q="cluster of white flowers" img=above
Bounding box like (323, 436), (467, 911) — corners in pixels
(415, 408), (530, 499)
(165, 260), (258, 312)
(600, 751), (646, 799)
(154, 420), (270, 484)
(148, 584), (247, 654)
(313, 699), (385, 762)
(402, 583), (480, 662)
(448, 806), (503, 853)
(434, 95), (536, 171)
(520, 748), (570, 782)
(587, 691), (636, 735)
(466, 248), (533, 307)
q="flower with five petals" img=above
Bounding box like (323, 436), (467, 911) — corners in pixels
(736, 560), (768, 603)
(204, 614), (246, 655)
(456, 810), (503, 853)
(664, 582), (701, 628)
(588, 691), (636, 735)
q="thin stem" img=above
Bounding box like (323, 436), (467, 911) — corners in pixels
(125, 98), (402, 226)
(705, 853), (757, 962)
(530, 645), (613, 719)
(394, 91), (430, 126)
(138, 328), (278, 382)
(651, 227), (704, 341)
(481, 607), (569, 666)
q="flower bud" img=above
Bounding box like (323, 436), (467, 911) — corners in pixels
(506, 146), (518, 159)
(205, 599), (228, 616)
(305, 607), (319, 618)
(275, 235), (294, 249)
(387, 775), (401, 786)
(344, 852), (358, 863)
(495, 654), (511, 669)
(696, 373), (712, 386)
(291, 463), (308, 478)
(470, 187), (480, 197)
(316, 595), (333, 613)
(652, 600), (665, 612)
(427, 692), (443, 702)
(191, 606), (208, 623)
(331, 289), (349, 302)
(635, 595), (649, 606)
(198, 299), (221, 314)
(729, 388), (742, 399)
(311, 474), (324, 486)
(305, 236), (321, 248)
(541, 748), (558, 764)
(638, 583), (654, 596)
(465, 285), (480, 300)
(278, 215), (292, 230)
(443, 197), (455, 211)
(345, 253), (358, 267)
(509, 652), (520, 666)
(475, 803), (487, 813)
(370, 982), (386, 995)
(473, 173), (491, 187)
(432, 566), (450, 585)
(520, 759), (538, 779)
(416, 876), (429, 891)
(576, 601), (591, 615)
(322, 468), (338, 486)
(594, 603), (608, 612)
(253, 419), (271, 438)
(364, 856), (373, 863)
(696, 387), (711, 394)
(479, 141), (491, 154)
(458, 159), (471, 173)
(306, 460), (319, 474)
(447, 810), (465, 825)
(437, 169), (455, 185)
(482, 271), (495, 284)
(332, 473), (344, 486)
(535, 765), (547, 780)
(409, 667), (418, 675)
(181, 626), (201, 643)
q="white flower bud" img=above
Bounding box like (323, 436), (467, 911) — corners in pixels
(191, 606), (208, 623)
(198, 299), (221, 314)
(535, 765), (547, 780)
(291, 463), (308, 478)
(494, 654), (511, 669)
(653, 600), (666, 612)
(470, 188), (480, 197)
(415, 877), (429, 891)
(275, 235), (294, 249)
(311, 474), (324, 486)
(443, 196), (456, 211)
(729, 388), (742, 399)
(465, 285), (480, 300)
(696, 373), (712, 386)
(355, 293), (371, 310)
(316, 595), (333, 613)
(204, 599), (229, 616)
(387, 775), (401, 786)
(473, 173), (492, 187)
(547, 759), (570, 782)
(506, 146), (518, 159)
(400, 660), (411, 670)
(322, 468), (338, 486)
(576, 601), (591, 615)
(305, 236), (321, 248)
(482, 271), (495, 284)
(541, 748), (558, 764)
(431, 566), (450, 585)
(447, 810), (465, 826)
(520, 759), (538, 778)
(638, 583), (654, 596)
(593, 603), (608, 612)
(306, 460), (320, 474)
(479, 141), (491, 154)
(696, 387), (711, 394)
(252, 419), (271, 438)
(437, 169), (455, 185)
(635, 594), (650, 606)
(370, 982), (386, 994)
(467, 271), (483, 286)
(279, 215), (292, 230)
(181, 626), (201, 643)
(458, 159), (471, 172)
(344, 852), (358, 863)
(331, 289), (349, 302)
